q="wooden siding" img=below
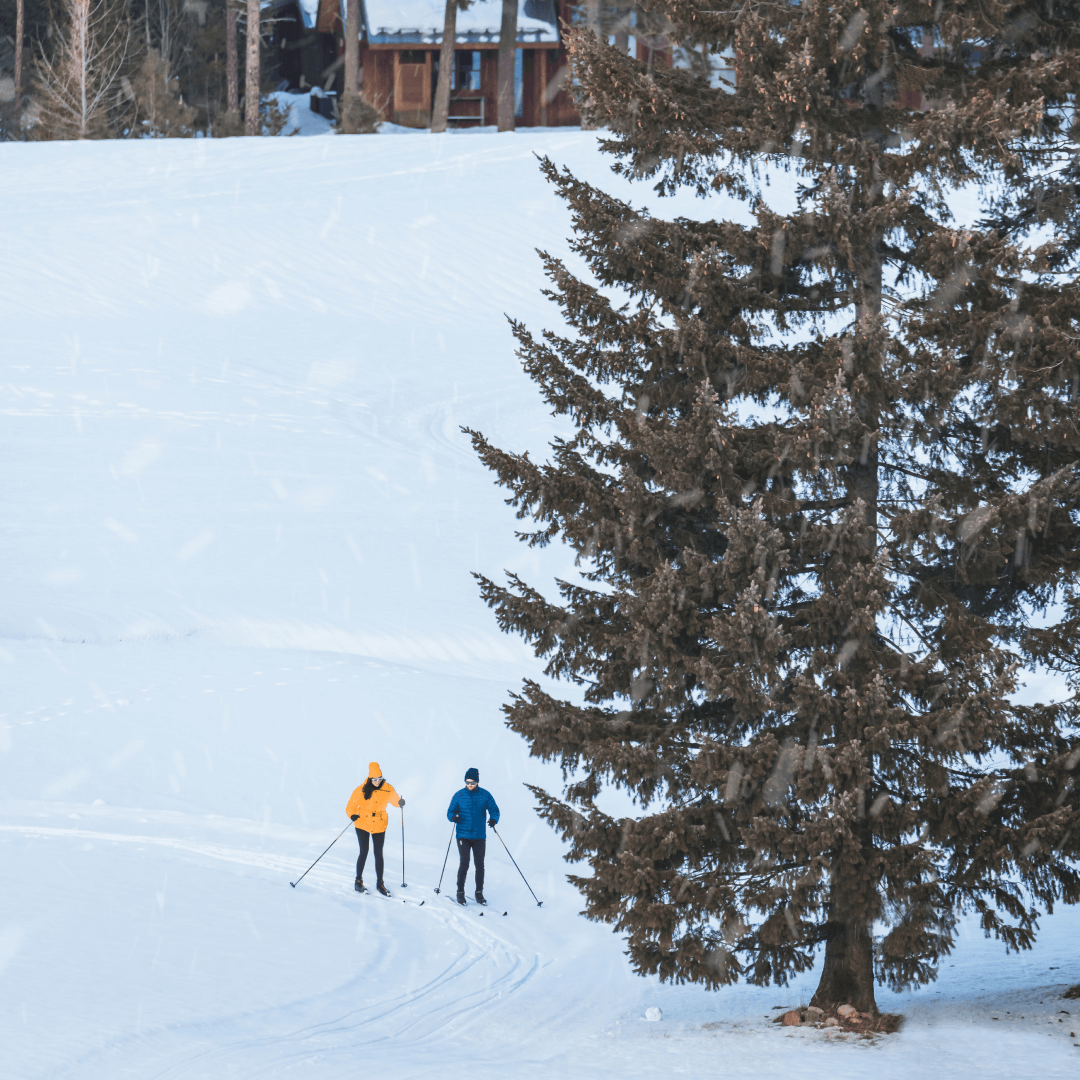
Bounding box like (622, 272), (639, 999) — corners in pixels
(359, 44), (579, 128)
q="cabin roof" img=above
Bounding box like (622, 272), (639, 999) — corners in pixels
(362, 0), (559, 44)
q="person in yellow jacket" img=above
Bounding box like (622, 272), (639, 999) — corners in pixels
(346, 762), (404, 896)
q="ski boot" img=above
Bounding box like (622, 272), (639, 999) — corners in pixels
(355, 877), (365, 894)
(377, 882), (391, 897)
(456, 889), (467, 906)
(475, 891), (487, 906)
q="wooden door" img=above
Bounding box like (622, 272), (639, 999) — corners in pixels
(393, 50), (432, 127)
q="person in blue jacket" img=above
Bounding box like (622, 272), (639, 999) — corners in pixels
(446, 767), (499, 905)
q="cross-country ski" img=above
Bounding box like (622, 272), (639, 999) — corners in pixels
(443, 894), (507, 917)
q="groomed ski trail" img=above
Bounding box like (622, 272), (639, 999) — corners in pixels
(1, 815), (540, 1079)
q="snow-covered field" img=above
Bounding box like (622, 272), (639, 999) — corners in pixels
(1, 130), (1078, 1079)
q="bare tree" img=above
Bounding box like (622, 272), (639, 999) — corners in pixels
(130, 46), (196, 135)
(496, 0), (515, 131)
(243, 0), (257, 134)
(142, 0), (196, 74)
(34, 0), (132, 139)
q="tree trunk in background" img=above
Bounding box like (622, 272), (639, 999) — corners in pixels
(225, 2), (239, 118)
(13, 0), (24, 110)
(578, 0), (600, 129)
(496, 0), (515, 131)
(613, 4), (629, 56)
(343, 0), (360, 102)
(340, 0), (380, 133)
(244, 0), (259, 135)
(430, 0), (457, 133)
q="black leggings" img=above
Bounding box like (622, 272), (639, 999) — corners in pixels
(355, 828), (385, 883)
(456, 838), (486, 893)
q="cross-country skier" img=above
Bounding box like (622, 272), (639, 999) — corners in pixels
(347, 762), (404, 897)
(446, 767), (499, 905)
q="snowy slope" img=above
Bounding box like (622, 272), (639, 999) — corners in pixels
(1, 131), (1078, 1079)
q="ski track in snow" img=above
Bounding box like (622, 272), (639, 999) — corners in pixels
(2, 133), (1079, 1078)
(1, 808), (546, 1079)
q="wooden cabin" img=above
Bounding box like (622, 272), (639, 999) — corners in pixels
(359, 0), (578, 127)
(277, 0), (580, 128)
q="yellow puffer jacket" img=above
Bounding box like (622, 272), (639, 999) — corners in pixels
(346, 762), (402, 835)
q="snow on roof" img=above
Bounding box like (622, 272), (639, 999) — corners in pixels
(363, 0), (559, 44)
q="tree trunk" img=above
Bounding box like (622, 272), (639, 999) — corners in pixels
(343, 0), (360, 98)
(339, 0), (378, 133)
(850, 244), (882, 551)
(430, 0), (457, 133)
(578, 0), (600, 129)
(496, 0), (516, 131)
(614, 5), (628, 56)
(13, 0), (24, 111)
(809, 224), (884, 1018)
(809, 905), (878, 1015)
(244, 0), (259, 135)
(225, 2), (239, 117)
(75, 0), (90, 138)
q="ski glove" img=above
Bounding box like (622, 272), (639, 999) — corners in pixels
(398, 798), (406, 807)
(453, 813), (461, 823)
(350, 815), (359, 821)
(488, 819), (497, 829)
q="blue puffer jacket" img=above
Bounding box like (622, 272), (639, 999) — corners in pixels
(447, 787), (500, 840)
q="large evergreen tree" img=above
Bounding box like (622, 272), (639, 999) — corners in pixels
(469, 0), (1080, 1016)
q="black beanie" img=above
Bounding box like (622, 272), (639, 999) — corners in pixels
(465, 767), (479, 782)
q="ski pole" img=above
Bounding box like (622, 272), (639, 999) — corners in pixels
(400, 806), (407, 888)
(290, 821), (353, 888)
(490, 825), (542, 907)
(434, 821), (456, 894)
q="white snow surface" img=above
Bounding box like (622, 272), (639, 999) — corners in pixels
(1, 131), (1078, 1079)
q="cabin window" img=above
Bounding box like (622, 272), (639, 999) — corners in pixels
(452, 51), (481, 91)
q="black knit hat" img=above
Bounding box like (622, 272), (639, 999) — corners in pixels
(464, 767), (479, 782)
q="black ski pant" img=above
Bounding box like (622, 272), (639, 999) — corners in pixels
(456, 837), (486, 894)
(356, 828), (385, 883)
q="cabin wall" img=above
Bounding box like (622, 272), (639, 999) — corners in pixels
(360, 48), (395, 118)
(359, 45), (578, 128)
(479, 52), (499, 127)
(392, 50), (434, 127)
(521, 50), (538, 125)
(537, 47), (576, 126)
